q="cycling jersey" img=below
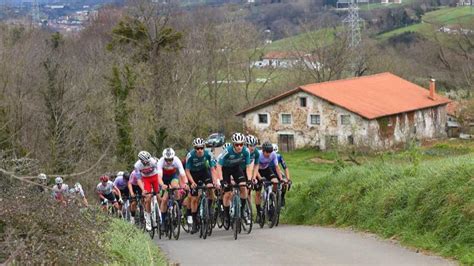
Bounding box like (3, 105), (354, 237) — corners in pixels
(96, 181), (114, 195)
(157, 156), (185, 177)
(114, 176), (128, 190)
(133, 157), (159, 178)
(258, 150), (278, 170)
(270, 153), (288, 170)
(70, 183), (85, 198)
(218, 145), (251, 167)
(52, 184), (69, 199)
(185, 149), (216, 171)
(241, 147), (260, 169)
(128, 170), (140, 186)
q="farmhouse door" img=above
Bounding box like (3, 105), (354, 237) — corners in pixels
(278, 134), (295, 152)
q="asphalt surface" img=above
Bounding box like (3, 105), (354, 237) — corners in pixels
(155, 224), (454, 266)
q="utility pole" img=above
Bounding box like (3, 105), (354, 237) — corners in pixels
(32, 0), (40, 25)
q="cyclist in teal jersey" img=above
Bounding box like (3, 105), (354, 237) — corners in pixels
(216, 132), (253, 224)
(185, 137), (219, 233)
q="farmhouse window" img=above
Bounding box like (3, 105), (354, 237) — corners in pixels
(310, 114), (320, 125)
(341, 115), (350, 125)
(258, 114), (268, 124)
(281, 114), (292, 125)
(348, 135), (354, 145)
(299, 97), (307, 107)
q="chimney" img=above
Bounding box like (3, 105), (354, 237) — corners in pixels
(429, 78), (436, 100)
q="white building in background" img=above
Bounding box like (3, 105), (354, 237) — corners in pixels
(253, 51), (321, 70)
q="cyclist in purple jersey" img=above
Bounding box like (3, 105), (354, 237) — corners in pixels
(128, 170), (145, 224)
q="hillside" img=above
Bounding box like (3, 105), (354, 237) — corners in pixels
(377, 6), (474, 40)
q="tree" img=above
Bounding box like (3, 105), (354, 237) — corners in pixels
(108, 64), (136, 165)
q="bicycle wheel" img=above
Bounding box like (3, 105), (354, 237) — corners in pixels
(259, 195), (266, 228)
(241, 198), (253, 234)
(275, 189), (282, 227)
(207, 201), (214, 236)
(232, 194), (241, 240)
(199, 197), (209, 239)
(216, 201), (224, 229)
(171, 201), (181, 240)
(153, 204), (159, 240)
(267, 192), (277, 228)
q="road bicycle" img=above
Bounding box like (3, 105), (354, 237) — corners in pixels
(144, 191), (161, 239)
(259, 180), (277, 229)
(161, 187), (181, 240)
(196, 185), (214, 239)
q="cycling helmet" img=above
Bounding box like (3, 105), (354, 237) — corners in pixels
(74, 182), (82, 191)
(55, 176), (63, 184)
(69, 188), (76, 194)
(38, 173), (47, 180)
(223, 142), (232, 150)
(162, 148), (175, 160)
(123, 171), (130, 180)
(192, 137), (205, 148)
(262, 142), (274, 152)
(138, 151), (151, 163)
(231, 132), (246, 144)
(246, 135), (258, 146)
(116, 171), (124, 177)
(100, 175), (109, 182)
(272, 143), (279, 153)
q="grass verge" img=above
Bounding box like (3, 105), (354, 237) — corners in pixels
(282, 153), (474, 264)
(104, 219), (168, 265)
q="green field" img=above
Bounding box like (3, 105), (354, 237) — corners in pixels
(266, 28), (337, 52)
(377, 6), (474, 40)
(280, 139), (474, 264)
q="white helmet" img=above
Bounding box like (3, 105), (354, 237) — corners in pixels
(272, 144), (279, 153)
(69, 188), (76, 194)
(55, 176), (63, 184)
(231, 132), (246, 144)
(38, 173), (47, 180)
(192, 138), (205, 147)
(246, 135), (258, 146)
(138, 151), (151, 163)
(116, 171), (124, 177)
(223, 142), (232, 150)
(162, 148), (175, 160)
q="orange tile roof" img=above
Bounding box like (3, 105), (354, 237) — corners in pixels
(236, 72), (451, 119)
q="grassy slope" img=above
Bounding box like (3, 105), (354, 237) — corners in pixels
(266, 28), (336, 52)
(377, 6), (474, 40)
(280, 140), (474, 264)
(105, 219), (167, 265)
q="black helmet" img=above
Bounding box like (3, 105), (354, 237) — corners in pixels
(123, 171), (130, 180)
(262, 142), (273, 152)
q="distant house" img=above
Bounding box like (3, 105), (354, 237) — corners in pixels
(253, 51), (321, 70)
(446, 101), (461, 138)
(236, 73), (451, 152)
(381, 0), (402, 4)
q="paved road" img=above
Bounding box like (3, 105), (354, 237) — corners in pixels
(156, 225), (454, 265)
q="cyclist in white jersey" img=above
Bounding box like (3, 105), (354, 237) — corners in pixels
(52, 176), (69, 206)
(68, 182), (89, 207)
(157, 148), (188, 231)
(134, 151), (160, 231)
(96, 175), (121, 212)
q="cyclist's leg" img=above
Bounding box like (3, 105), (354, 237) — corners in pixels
(221, 167), (233, 220)
(233, 166), (248, 211)
(253, 177), (263, 218)
(142, 175), (155, 230)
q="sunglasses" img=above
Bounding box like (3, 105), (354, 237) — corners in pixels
(195, 147), (204, 150)
(263, 150), (273, 153)
(165, 158), (173, 162)
(234, 143), (244, 147)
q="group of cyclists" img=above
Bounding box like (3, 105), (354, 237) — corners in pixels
(45, 132), (292, 238)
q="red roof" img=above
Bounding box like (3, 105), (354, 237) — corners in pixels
(236, 72), (451, 119)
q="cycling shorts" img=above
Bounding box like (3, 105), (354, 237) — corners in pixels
(190, 169), (213, 196)
(100, 192), (117, 205)
(143, 174), (159, 194)
(162, 173), (180, 186)
(119, 187), (130, 199)
(222, 165), (246, 192)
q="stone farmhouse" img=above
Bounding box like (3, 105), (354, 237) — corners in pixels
(236, 73), (451, 152)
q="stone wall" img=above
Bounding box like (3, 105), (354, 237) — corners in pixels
(241, 91), (448, 150)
